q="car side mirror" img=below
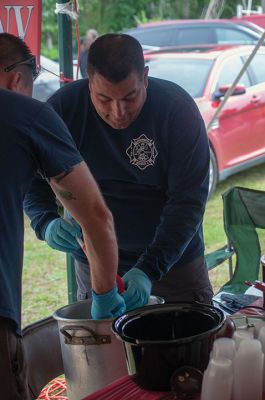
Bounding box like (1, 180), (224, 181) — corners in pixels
(212, 84), (246, 101)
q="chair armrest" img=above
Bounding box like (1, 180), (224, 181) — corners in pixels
(206, 245), (234, 270)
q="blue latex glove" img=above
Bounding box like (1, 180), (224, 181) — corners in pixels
(44, 217), (82, 253)
(91, 285), (126, 319)
(122, 267), (152, 311)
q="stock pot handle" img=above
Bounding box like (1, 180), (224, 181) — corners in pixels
(60, 325), (111, 345)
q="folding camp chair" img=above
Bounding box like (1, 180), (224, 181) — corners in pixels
(22, 316), (64, 399)
(205, 186), (265, 312)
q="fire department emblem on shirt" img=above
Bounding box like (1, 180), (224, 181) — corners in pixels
(126, 134), (158, 170)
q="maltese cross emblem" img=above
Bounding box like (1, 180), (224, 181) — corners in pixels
(126, 134), (158, 170)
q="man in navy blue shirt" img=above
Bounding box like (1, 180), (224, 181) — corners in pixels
(0, 33), (126, 399)
(25, 34), (213, 312)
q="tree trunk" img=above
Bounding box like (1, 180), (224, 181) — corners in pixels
(183, 0), (190, 18)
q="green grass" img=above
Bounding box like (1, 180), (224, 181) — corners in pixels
(22, 163), (265, 327)
(22, 227), (67, 327)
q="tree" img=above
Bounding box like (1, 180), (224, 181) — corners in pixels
(42, 0), (59, 58)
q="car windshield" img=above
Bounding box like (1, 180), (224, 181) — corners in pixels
(146, 57), (213, 98)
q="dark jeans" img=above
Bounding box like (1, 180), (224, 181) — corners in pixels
(74, 255), (213, 304)
(151, 256), (213, 304)
(0, 317), (30, 400)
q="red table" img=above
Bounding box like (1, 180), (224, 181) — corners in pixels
(82, 375), (170, 400)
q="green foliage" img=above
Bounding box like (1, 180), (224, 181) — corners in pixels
(77, 0), (160, 34)
(41, 46), (59, 61)
(41, 0), (58, 54)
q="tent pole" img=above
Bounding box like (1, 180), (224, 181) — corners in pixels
(207, 29), (265, 132)
(56, 0), (77, 304)
(57, 0), (73, 85)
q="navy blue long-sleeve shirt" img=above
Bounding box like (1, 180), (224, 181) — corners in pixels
(0, 90), (82, 333)
(24, 77), (209, 281)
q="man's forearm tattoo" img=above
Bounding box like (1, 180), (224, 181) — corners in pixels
(59, 191), (76, 201)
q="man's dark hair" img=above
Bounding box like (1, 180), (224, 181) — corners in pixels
(0, 33), (32, 68)
(87, 33), (145, 82)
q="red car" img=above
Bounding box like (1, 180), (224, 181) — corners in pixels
(125, 19), (264, 49)
(144, 44), (265, 196)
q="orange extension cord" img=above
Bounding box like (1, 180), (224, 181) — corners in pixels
(38, 377), (68, 400)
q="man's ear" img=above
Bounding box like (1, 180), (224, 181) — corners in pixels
(7, 71), (32, 96)
(143, 66), (149, 89)
(7, 71), (23, 92)
(88, 80), (92, 92)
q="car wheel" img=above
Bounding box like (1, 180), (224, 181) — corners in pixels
(208, 148), (218, 198)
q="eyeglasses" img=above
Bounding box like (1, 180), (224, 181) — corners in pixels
(3, 56), (40, 81)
